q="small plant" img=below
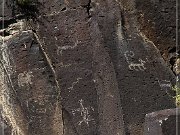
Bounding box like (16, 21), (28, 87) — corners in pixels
(172, 85), (180, 107)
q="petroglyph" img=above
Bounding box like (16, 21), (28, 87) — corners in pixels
(59, 61), (86, 68)
(18, 71), (33, 87)
(68, 78), (82, 90)
(29, 100), (47, 114)
(124, 51), (147, 71)
(157, 79), (172, 90)
(59, 62), (72, 68)
(28, 95), (54, 114)
(128, 59), (146, 71)
(124, 51), (135, 63)
(72, 99), (94, 126)
(35, 108), (47, 114)
(57, 42), (78, 56)
(33, 67), (46, 71)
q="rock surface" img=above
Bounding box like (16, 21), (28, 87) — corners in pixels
(144, 108), (180, 135)
(0, 0), (178, 135)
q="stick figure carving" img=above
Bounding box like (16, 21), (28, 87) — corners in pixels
(72, 99), (94, 126)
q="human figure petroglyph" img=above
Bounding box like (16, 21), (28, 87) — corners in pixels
(18, 71), (33, 87)
(124, 51), (147, 71)
(72, 99), (94, 126)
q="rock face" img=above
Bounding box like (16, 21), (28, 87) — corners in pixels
(144, 108), (180, 135)
(0, 0), (178, 135)
(136, 0), (178, 72)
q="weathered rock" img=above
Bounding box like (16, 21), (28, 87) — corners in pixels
(136, 0), (178, 72)
(9, 31), (64, 135)
(0, 17), (63, 134)
(174, 58), (180, 75)
(0, 0), (22, 30)
(33, 1), (125, 134)
(144, 108), (180, 135)
(0, 0), (14, 22)
(93, 0), (176, 134)
(0, 0), (177, 135)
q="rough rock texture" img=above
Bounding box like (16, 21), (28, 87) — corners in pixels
(33, 2), (125, 134)
(144, 108), (180, 135)
(136, 0), (178, 72)
(0, 0), (178, 135)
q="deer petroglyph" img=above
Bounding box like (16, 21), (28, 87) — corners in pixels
(124, 51), (147, 71)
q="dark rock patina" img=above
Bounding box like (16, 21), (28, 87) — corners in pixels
(0, 0), (178, 135)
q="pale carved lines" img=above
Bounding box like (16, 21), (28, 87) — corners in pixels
(59, 62), (85, 68)
(31, 99), (47, 114)
(157, 79), (173, 97)
(59, 62), (72, 68)
(128, 59), (146, 71)
(27, 95), (53, 114)
(124, 51), (147, 71)
(72, 99), (94, 126)
(157, 79), (172, 89)
(57, 41), (78, 56)
(68, 78), (82, 91)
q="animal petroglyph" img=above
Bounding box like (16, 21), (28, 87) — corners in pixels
(72, 99), (94, 126)
(68, 78), (82, 90)
(128, 59), (146, 71)
(18, 71), (33, 87)
(157, 79), (172, 89)
(57, 42), (78, 56)
(124, 51), (147, 71)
